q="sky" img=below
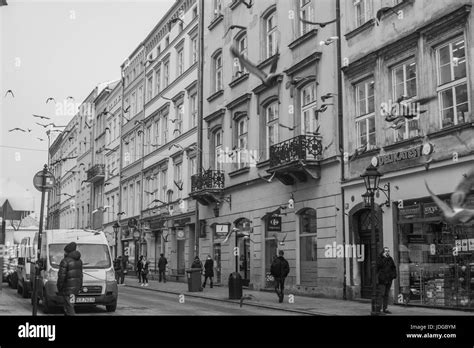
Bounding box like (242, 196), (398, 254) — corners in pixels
(0, 0), (175, 219)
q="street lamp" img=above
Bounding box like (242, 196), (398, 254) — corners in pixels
(360, 164), (383, 316)
(113, 221), (120, 259)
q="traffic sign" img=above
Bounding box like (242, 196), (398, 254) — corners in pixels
(33, 170), (55, 192)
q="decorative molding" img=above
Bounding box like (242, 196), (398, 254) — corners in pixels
(288, 29), (318, 50)
(257, 53), (280, 70)
(206, 89), (224, 102)
(341, 52), (377, 80)
(208, 14), (224, 31)
(344, 19), (375, 41)
(171, 91), (185, 104)
(229, 73), (249, 88)
(252, 75), (283, 95)
(225, 93), (252, 110)
(204, 108), (226, 123)
(174, 38), (185, 49)
(284, 52), (322, 76)
(230, 0), (240, 10)
(185, 80), (198, 93)
(421, 4), (471, 44)
(228, 166), (250, 178)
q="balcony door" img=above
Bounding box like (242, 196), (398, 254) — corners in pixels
(301, 82), (318, 135)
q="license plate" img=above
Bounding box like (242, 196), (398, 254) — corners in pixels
(75, 297), (95, 303)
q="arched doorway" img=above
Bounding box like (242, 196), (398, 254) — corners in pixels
(351, 207), (383, 299)
(234, 218), (251, 286)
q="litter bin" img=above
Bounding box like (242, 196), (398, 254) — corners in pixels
(228, 272), (242, 299)
(186, 268), (202, 292)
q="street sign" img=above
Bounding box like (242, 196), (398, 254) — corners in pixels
(133, 229), (140, 239)
(33, 170), (55, 192)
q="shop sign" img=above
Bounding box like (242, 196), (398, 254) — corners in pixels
(214, 224), (229, 238)
(407, 235), (428, 243)
(469, 239), (474, 251)
(267, 215), (282, 232)
(176, 228), (185, 240)
(423, 202), (441, 218)
(399, 205), (422, 220)
(371, 143), (433, 168)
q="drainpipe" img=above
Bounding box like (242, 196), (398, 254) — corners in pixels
(195, 0), (204, 257)
(336, 0), (347, 301)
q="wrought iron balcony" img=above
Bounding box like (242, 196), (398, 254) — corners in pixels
(189, 169), (225, 205)
(268, 135), (323, 185)
(86, 164), (105, 183)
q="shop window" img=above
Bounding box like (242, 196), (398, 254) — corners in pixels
(299, 208), (317, 286)
(355, 79), (375, 148)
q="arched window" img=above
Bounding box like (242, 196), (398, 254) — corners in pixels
(299, 208), (317, 286)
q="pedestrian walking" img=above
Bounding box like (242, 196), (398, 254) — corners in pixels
(270, 250), (290, 303)
(137, 255), (144, 283)
(158, 253), (168, 283)
(141, 259), (150, 287)
(57, 242), (83, 316)
(376, 247), (397, 314)
(114, 256), (123, 284)
(202, 255), (214, 288)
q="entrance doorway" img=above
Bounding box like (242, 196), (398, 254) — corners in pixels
(177, 239), (185, 275)
(357, 209), (381, 299)
(213, 244), (221, 284)
(235, 218), (251, 286)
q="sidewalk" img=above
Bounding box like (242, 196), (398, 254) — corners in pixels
(122, 276), (473, 316)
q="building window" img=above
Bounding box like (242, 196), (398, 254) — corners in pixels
(191, 35), (198, 65)
(299, 208), (317, 286)
(301, 82), (318, 134)
(135, 181), (140, 215)
(213, 51), (223, 92)
(147, 75), (153, 102)
(214, 129), (223, 171)
(176, 104), (184, 135)
(236, 117), (248, 169)
(124, 98), (130, 124)
(155, 67), (161, 96)
(264, 9), (278, 59)
(137, 86), (143, 112)
(213, 0), (222, 17)
(165, 36), (170, 47)
(162, 114), (168, 144)
(299, 0), (314, 36)
(437, 37), (469, 128)
(177, 47), (184, 76)
(131, 91), (136, 116)
(129, 183), (134, 216)
(189, 156), (197, 189)
(355, 79), (375, 148)
(163, 60), (170, 88)
(174, 162), (182, 198)
(192, 6), (198, 19)
(145, 125), (151, 154)
(234, 33), (247, 77)
(161, 169), (168, 201)
(354, 0), (373, 28)
(190, 93), (197, 128)
(265, 102), (279, 158)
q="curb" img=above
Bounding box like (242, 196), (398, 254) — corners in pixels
(123, 283), (323, 316)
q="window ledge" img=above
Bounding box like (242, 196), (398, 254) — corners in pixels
(228, 166), (250, 178)
(229, 73), (249, 88)
(257, 53), (280, 70)
(207, 90), (224, 103)
(256, 159), (270, 169)
(288, 29), (318, 50)
(344, 19), (375, 41)
(428, 122), (474, 140)
(208, 14), (224, 31)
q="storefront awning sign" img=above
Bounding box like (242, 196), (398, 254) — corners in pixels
(176, 228), (185, 240)
(267, 216), (282, 232)
(214, 223), (229, 238)
(371, 143), (434, 168)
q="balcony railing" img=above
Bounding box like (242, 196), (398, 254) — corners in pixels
(191, 170), (225, 193)
(86, 164), (105, 182)
(269, 135), (323, 168)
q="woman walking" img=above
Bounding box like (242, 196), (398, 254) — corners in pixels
(202, 255), (214, 288)
(141, 259), (150, 287)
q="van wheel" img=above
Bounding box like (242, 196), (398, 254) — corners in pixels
(106, 302), (117, 312)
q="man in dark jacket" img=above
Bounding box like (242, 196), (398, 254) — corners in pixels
(202, 255), (214, 288)
(137, 255), (144, 284)
(114, 256), (125, 285)
(270, 250), (290, 303)
(57, 242), (83, 316)
(376, 247), (397, 314)
(158, 253), (168, 283)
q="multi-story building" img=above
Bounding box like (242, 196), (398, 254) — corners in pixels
(119, 0), (199, 276)
(193, 0), (343, 295)
(47, 132), (64, 229)
(341, 0), (473, 308)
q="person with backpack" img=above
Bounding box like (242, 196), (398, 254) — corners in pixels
(158, 253), (168, 283)
(270, 250), (290, 303)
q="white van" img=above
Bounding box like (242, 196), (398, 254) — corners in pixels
(34, 229), (118, 313)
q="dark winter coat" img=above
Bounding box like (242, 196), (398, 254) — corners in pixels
(141, 262), (149, 275)
(114, 258), (123, 271)
(191, 259), (203, 269)
(204, 259), (214, 277)
(158, 256), (168, 271)
(270, 256), (290, 279)
(57, 250), (83, 296)
(376, 253), (397, 284)
(137, 258), (144, 272)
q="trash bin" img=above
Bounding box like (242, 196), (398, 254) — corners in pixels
(186, 268), (202, 292)
(228, 272), (242, 299)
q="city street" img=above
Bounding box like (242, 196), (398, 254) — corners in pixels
(0, 283), (301, 316)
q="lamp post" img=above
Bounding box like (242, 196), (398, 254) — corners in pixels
(360, 164), (382, 316)
(113, 221), (120, 259)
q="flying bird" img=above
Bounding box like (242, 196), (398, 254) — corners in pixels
(37, 138), (45, 141)
(145, 189), (158, 195)
(104, 182), (112, 186)
(285, 75), (317, 89)
(105, 127), (110, 133)
(321, 93), (337, 103)
(319, 36), (339, 46)
(322, 140), (334, 154)
(279, 123), (294, 131)
(258, 172), (275, 183)
(238, 0), (253, 9)
(375, 7), (400, 25)
(5, 90), (14, 98)
(273, 233), (287, 246)
(223, 24), (247, 37)
(174, 180), (183, 191)
(66, 96), (74, 101)
(149, 198), (166, 206)
(161, 96), (173, 101)
(35, 122), (49, 128)
(422, 157), (433, 171)
(223, 228), (240, 244)
(169, 143), (183, 151)
(81, 180), (89, 185)
(85, 121), (91, 129)
(138, 130), (144, 136)
(315, 104), (333, 114)
(117, 212), (126, 216)
(169, 118), (178, 123)
(299, 15), (339, 28)
(33, 114), (51, 120)
(349, 143), (368, 161)
(425, 169), (474, 224)
(9, 128), (26, 132)
(230, 44), (280, 87)
(123, 105), (131, 113)
(46, 97), (56, 104)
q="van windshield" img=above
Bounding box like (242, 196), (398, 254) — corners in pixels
(49, 244), (111, 269)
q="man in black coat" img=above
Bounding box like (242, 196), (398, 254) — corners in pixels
(270, 250), (290, 303)
(376, 247), (397, 314)
(158, 253), (168, 283)
(202, 255), (214, 288)
(57, 242), (83, 316)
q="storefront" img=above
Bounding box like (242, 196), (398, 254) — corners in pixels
(397, 196), (474, 309)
